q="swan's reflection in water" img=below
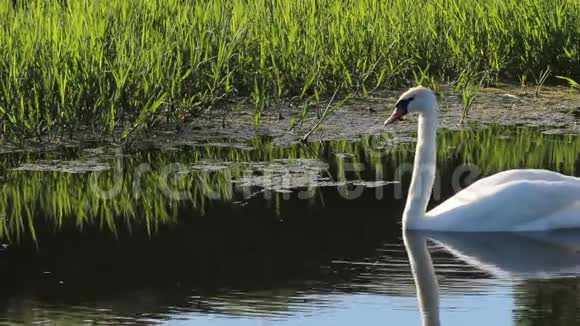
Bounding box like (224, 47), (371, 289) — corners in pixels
(4, 231), (580, 325)
(405, 231), (580, 326)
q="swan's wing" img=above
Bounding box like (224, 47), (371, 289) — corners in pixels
(520, 202), (580, 230)
(426, 174), (580, 231)
(470, 169), (576, 187)
(432, 170), (577, 215)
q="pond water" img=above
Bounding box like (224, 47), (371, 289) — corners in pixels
(0, 125), (580, 325)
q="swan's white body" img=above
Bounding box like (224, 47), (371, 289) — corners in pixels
(386, 87), (580, 232)
(424, 169), (580, 231)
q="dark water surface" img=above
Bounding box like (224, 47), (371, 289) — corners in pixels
(1, 126), (580, 325)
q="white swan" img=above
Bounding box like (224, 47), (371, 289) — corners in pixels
(385, 86), (580, 231)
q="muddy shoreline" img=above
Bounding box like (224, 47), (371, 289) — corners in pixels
(153, 85), (580, 148)
(1, 85), (579, 153)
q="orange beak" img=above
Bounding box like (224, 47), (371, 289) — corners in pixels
(384, 108), (406, 126)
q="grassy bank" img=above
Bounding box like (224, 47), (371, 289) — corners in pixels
(1, 0), (579, 143)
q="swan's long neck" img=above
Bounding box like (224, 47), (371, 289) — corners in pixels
(403, 110), (438, 230)
(404, 232), (440, 326)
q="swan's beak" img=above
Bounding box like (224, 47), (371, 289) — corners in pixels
(384, 108), (406, 126)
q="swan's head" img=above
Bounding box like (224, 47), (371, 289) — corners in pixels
(384, 86), (438, 125)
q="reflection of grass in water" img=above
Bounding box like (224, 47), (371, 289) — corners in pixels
(514, 278), (580, 326)
(0, 139), (327, 242)
(1, 127), (579, 242)
(438, 127), (580, 174)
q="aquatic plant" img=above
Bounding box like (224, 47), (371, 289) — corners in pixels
(556, 76), (580, 91)
(534, 67), (551, 97)
(459, 83), (481, 124)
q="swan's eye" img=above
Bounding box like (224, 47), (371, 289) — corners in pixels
(395, 96), (414, 114)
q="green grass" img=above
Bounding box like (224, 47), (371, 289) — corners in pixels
(1, 0), (579, 143)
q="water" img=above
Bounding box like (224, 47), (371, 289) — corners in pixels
(0, 126), (580, 325)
